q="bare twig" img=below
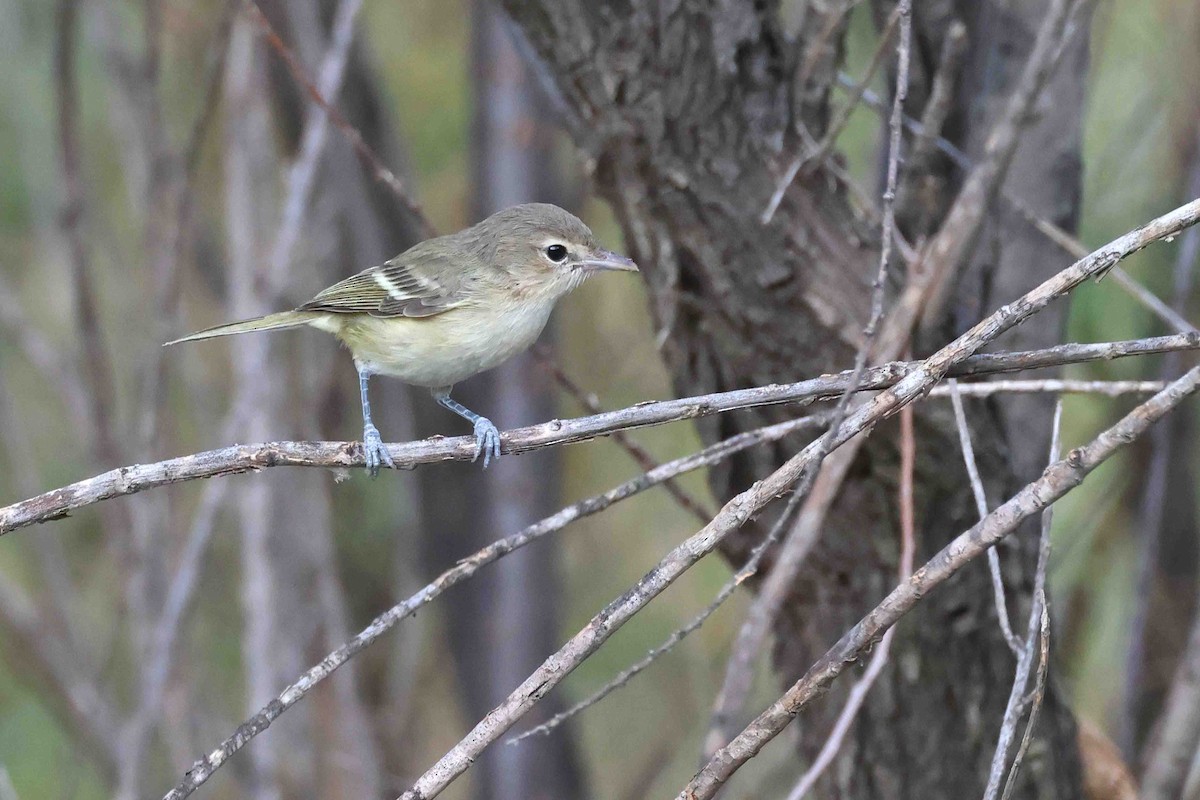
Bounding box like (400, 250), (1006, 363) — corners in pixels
(6, 332), (1200, 536)
(762, 4), (901, 222)
(723, 0), (1070, 754)
(931, 379), (1165, 397)
(159, 415), (824, 800)
(837, 69), (1197, 335)
(685, 368), (1200, 799)
(506, 535), (768, 745)
(1110, 268), (1197, 334)
(1140, 140), (1200, 798)
(400, 199), (1200, 800)
(533, 344), (713, 522)
(1001, 603), (1052, 800)
(986, 400), (1062, 799)
(505, 418), (822, 747)
(948, 379), (1023, 654)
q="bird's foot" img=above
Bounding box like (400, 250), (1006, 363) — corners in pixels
(362, 424), (394, 477)
(472, 417), (502, 467)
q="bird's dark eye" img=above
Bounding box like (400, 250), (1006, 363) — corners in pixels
(545, 244), (568, 263)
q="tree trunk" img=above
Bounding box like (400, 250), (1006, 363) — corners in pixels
(500, 1), (1087, 796)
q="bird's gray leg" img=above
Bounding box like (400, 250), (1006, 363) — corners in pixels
(432, 387), (502, 467)
(358, 364), (393, 477)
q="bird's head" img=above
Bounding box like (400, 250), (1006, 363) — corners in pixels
(472, 203), (638, 299)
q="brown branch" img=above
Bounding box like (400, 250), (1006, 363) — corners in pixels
(685, 365), (1200, 799)
(159, 414), (823, 800)
(4, 332), (1198, 536)
(397, 199), (1200, 800)
(243, 1), (433, 237)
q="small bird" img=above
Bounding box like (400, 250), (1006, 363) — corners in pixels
(166, 203), (638, 474)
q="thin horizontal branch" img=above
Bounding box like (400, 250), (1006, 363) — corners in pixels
(4, 332), (1195, 536)
(931, 379), (1165, 397)
(684, 365), (1200, 798)
(160, 414), (824, 800)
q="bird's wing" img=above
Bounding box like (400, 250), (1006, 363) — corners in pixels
(298, 251), (467, 319)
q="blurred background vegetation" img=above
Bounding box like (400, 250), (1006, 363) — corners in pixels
(0, 0), (1197, 798)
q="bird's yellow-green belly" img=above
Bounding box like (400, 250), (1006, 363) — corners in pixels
(326, 301), (553, 388)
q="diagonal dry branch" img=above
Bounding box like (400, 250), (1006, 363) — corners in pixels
(684, 368), (1197, 799)
(3, 332), (1197, 537)
(393, 199), (1200, 800)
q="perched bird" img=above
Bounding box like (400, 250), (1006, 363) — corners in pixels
(166, 203), (638, 474)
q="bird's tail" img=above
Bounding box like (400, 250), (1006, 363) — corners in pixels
(164, 311), (318, 346)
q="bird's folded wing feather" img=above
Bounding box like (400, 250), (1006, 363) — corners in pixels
(298, 251), (466, 319)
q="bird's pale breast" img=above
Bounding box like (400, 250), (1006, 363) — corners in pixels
(324, 296), (556, 388)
